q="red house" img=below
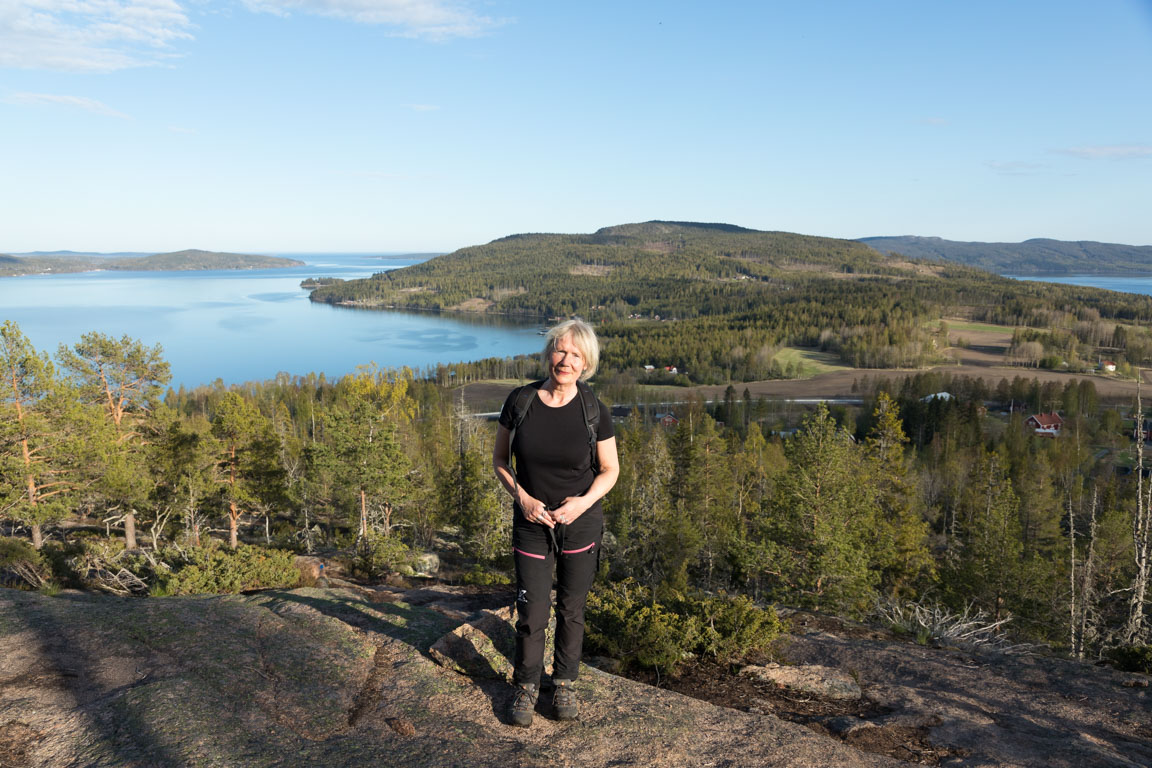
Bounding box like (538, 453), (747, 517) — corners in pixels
(1027, 412), (1063, 437)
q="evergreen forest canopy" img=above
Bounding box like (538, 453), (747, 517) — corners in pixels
(311, 220), (1152, 384)
(7, 220), (1152, 672)
(0, 249), (303, 276)
(859, 235), (1152, 276)
(3, 320), (1152, 666)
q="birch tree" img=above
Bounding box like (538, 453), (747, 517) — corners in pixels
(1125, 377), (1151, 643)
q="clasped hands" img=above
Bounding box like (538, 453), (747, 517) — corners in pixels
(519, 495), (586, 528)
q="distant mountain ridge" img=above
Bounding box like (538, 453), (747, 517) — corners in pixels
(859, 235), (1152, 275)
(0, 249), (304, 276)
(10, 250), (152, 258)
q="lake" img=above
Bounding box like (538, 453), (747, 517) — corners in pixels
(0, 254), (545, 389)
(1006, 274), (1152, 297)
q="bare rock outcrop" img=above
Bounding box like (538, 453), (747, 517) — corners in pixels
(779, 610), (1152, 767)
(741, 662), (863, 700)
(0, 588), (894, 768)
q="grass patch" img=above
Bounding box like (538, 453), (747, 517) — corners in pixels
(938, 319), (1020, 334)
(773, 347), (852, 378)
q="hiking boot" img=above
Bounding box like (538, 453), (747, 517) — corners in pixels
(552, 679), (578, 721)
(509, 683), (538, 727)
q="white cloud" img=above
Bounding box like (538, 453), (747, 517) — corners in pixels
(6, 91), (130, 117)
(0, 0), (194, 72)
(240, 0), (505, 40)
(1056, 145), (1152, 160)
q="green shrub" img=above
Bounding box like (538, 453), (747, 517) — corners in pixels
(347, 535), (413, 581)
(0, 537), (49, 589)
(39, 541), (88, 589)
(585, 578), (698, 672)
(162, 542), (300, 595)
(673, 592), (784, 664)
(586, 579), (785, 673)
(460, 565), (511, 586)
(1108, 644), (1152, 674)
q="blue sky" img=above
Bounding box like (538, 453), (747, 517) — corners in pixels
(2, 0), (1150, 252)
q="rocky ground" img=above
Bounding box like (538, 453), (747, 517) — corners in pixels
(1, 583), (1149, 768)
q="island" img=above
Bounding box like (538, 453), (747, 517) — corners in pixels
(0, 249), (305, 277)
(300, 277), (345, 289)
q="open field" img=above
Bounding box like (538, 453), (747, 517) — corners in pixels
(456, 332), (1147, 411)
(773, 347), (853, 377)
(692, 364), (1147, 403)
(942, 320), (1022, 334)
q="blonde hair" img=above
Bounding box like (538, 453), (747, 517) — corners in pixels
(542, 319), (600, 381)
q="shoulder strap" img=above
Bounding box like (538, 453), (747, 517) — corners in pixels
(510, 379), (546, 432)
(577, 380), (601, 473)
(506, 380), (547, 470)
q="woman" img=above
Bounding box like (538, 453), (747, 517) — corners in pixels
(492, 319), (619, 727)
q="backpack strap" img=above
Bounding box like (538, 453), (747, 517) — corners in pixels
(576, 379), (601, 473)
(506, 380), (547, 490)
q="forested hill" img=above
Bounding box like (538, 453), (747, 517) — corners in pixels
(129, 249), (305, 270)
(308, 220), (1152, 383)
(859, 235), (1152, 275)
(307, 219), (948, 319)
(0, 249), (303, 276)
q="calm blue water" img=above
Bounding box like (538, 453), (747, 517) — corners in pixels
(0, 254), (544, 388)
(1007, 274), (1152, 296)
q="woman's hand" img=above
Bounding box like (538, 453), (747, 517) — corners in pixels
(520, 495), (555, 528)
(546, 496), (588, 526)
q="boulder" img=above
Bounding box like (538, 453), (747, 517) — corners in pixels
(293, 556), (324, 583)
(428, 605), (555, 681)
(412, 552), (440, 577)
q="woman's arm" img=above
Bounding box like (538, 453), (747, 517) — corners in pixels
(492, 424), (553, 527)
(549, 436), (620, 525)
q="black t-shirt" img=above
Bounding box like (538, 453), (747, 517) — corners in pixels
(498, 384), (615, 508)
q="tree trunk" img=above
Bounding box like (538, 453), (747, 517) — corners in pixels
(1126, 379), (1150, 643)
(124, 511), (138, 550)
(360, 490), (368, 539)
(1069, 494), (1077, 657)
(229, 502), (239, 550)
(31, 523), (43, 550)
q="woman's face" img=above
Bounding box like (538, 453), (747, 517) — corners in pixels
(549, 333), (585, 385)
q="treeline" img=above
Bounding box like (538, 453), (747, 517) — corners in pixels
(860, 235), (1152, 276)
(4, 318), (1151, 661)
(308, 221), (1152, 384)
(607, 375), (1150, 658)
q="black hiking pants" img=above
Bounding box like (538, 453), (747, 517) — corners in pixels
(511, 506), (602, 686)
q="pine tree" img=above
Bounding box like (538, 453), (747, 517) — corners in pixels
(211, 392), (280, 549)
(438, 399), (505, 562)
(766, 403), (878, 616)
(864, 393), (935, 597)
(947, 453), (1024, 622)
(0, 322), (92, 548)
(56, 332), (171, 549)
